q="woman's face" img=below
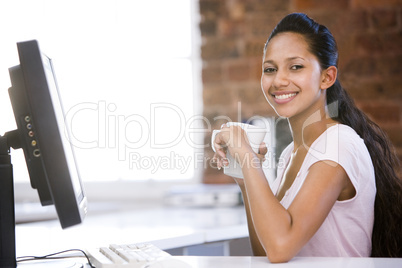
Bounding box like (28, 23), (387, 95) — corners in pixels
(261, 32), (327, 120)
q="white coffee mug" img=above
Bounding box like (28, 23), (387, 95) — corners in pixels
(211, 122), (267, 178)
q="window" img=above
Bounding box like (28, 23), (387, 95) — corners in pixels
(0, 0), (202, 193)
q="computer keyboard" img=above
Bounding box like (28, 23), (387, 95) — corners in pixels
(86, 243), (191, 268)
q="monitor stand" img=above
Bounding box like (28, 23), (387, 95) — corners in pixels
(0, 130), (21, 268)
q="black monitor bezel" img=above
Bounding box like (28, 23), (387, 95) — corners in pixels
(8, 40), (87, 229)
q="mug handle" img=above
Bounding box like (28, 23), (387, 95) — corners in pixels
(211, 129), (221, 152)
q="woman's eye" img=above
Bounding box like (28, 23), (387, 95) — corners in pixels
(291, 65), (303, 70)
(264, 67), (277, 73)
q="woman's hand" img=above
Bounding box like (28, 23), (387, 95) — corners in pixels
(212, 125), (250, 168)
(212, 124), (268, 173)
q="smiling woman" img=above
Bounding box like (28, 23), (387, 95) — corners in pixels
(0, 0), (202, 185)
(212, 13), (402, 261)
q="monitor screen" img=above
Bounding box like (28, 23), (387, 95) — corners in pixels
(8, 40), (87, 229)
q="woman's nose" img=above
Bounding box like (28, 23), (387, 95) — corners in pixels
(272, 69), (290, 89)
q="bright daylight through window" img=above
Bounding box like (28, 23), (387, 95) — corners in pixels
(0, 0), (202, 183)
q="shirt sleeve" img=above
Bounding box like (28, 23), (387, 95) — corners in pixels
(304, 125), (366, 194)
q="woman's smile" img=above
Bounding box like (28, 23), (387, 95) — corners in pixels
(272, 91), (298, 104)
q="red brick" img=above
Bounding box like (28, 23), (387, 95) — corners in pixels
(351, 0), (402, 9)
(342, 57), (377, 77)
(355, 34), (384, 54)
(203, 85), (234, 106)
(201, 38), (239, 59)
(355, 32), (402, 55)
(226, 60), (252, 81)
(382, 125), (402, 147)
(383, 31), (402, 53)
(200, 20), (217, 36)
(342, 55), (402, 78)
(235, 85), (264, 103)
(226, 0), (246, 21)
(245, 39), (266, 57)
(245, 14), (286, 38)
(342, 78), (402, 100)
(293, 0), (349, 10)
(199, 0), (225, 19)
(202, 64), (223, 84)
(245, 0), (290, 13)
(358, 102), (401, 123)
(250, 57), (264, 80)
(371, 9), (398, 29)
(376, 55), (402, 77)
(312, 10), (369, 37)
(217, 19), (245, 38)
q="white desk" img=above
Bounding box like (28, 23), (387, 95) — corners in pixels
(16, 205), (249, 256)
(15, 205), (402, 267)
(182, 256), (402, 267)
(17, 256), (402, 267)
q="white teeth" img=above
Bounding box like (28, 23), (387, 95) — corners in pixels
(274, 93), (297, 100)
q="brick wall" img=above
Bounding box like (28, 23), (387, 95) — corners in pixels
(200, 0), (402, 183)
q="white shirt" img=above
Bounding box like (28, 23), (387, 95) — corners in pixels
(271, 124), (376, 257)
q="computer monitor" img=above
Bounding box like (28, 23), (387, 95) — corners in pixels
(0, 40), (87, 266)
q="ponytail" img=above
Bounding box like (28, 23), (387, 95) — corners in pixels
(327, 79), (402, 257)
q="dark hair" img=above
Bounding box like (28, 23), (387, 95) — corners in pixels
(265, 13), (402, 257)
